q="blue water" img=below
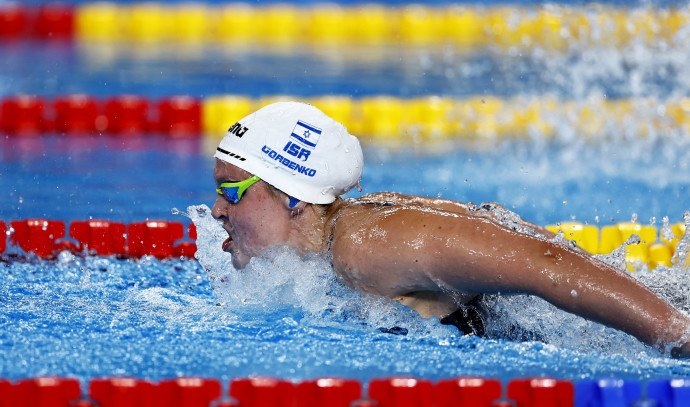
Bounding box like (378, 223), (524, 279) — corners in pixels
(3, 39), (690, 100)
(2, 0), (690, 385)
(2, 133), (690, 383)
(1, 134), (688, 226)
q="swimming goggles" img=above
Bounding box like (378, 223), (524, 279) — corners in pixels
(216, 175), (261, 204)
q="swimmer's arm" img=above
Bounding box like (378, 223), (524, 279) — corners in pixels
(425, 216), (690, 350)
(335, 208), (689, 350)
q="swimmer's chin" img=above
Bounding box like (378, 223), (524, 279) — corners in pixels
(232, 257), (248, 270)
(221, 237), (249, 269)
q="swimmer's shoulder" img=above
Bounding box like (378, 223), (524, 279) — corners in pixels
(326, 196), (403, 262)
(355, 191), (408, 205)
(355, 192), (472, 215)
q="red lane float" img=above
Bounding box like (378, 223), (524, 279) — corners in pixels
(507, 377), (574, 407)
(0, 221), (6, 254)
(436, 377), (502, 407)
(0, 380), (11, 406)
(368, 377), (435, 407)
(0, 95), (202, 137)
(0, 376), (686, 407)
(0, 95), (46, 135)
(33, 3), (74, 40)
(14, 377), (82, 407)
(0, 4), (27, 39)
(174, 222), (198, 258)
(157, 378), (222, 407)
(54, 94), (100, 134)
(69, 220), (127, 256)
(229, 377), (294, 407)
(9, 219), (66, 258)
(104, 95), (150, 135)
(90, 378), (156, 407)
(157, 96), (201, 137)
(2, 219), (196, 259)
(295, 378), (362, 407)
(128, 220), (185, 259)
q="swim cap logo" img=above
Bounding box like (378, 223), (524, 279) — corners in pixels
(282, 120), (321, 162)
(261, 146), (316, 177)
(227, 122), (249, 138)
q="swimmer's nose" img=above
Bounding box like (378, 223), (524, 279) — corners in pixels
(211, 195), (226, 220)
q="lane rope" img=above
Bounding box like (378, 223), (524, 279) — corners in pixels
(2, 3), (689, 50)
(2, 94), (690, 142)
(0, 218), (685, 269)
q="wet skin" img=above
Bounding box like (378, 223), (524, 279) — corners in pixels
(211, 159), (326, 270)
(211, 159), (690, 355)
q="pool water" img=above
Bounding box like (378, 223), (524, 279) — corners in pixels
(1, 213), (689, 383)
(2, 0), (690, 386)
(2, 133), (690, 383)
(1, 133), (688, 226)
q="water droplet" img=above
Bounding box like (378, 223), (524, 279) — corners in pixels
(571, 290), (578, 297)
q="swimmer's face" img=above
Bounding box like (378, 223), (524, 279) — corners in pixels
(211, 159), (292, 269)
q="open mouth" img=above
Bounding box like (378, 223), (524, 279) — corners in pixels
(222, 234), (233, 252)
(222, 232), (232, 252)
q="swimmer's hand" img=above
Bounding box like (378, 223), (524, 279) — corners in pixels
(671, 342), (690, 359)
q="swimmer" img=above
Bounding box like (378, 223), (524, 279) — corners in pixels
(211, 101), (690, 358)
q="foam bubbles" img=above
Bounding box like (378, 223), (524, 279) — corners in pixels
(183, 204), (453, 337)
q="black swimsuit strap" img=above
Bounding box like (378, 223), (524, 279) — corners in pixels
(440, 295), (486, 337)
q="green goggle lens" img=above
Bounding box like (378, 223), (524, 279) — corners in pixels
(216, 175), (261, 204)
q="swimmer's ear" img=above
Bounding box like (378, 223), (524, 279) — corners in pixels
(288, 196), (301, 209)
(287, 196), (307, 217)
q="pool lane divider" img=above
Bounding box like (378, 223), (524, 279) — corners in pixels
(0, 3), (73, 41)
(1, 2), (689, 50)
(1, 376), (689, 407)
(3, 94), (690, 142)
(2, 219), (196, 260)
(0, 218), (685, 268)
(1, 94), (201, 138)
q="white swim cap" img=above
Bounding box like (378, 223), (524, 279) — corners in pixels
(214, 101), (363, 204)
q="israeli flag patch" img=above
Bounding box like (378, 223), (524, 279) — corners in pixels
(290, 120), (322, 149)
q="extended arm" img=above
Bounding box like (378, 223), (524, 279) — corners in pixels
(332, 204), (690, 352)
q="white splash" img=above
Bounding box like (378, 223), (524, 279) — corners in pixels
(179, 204), (452, 337)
